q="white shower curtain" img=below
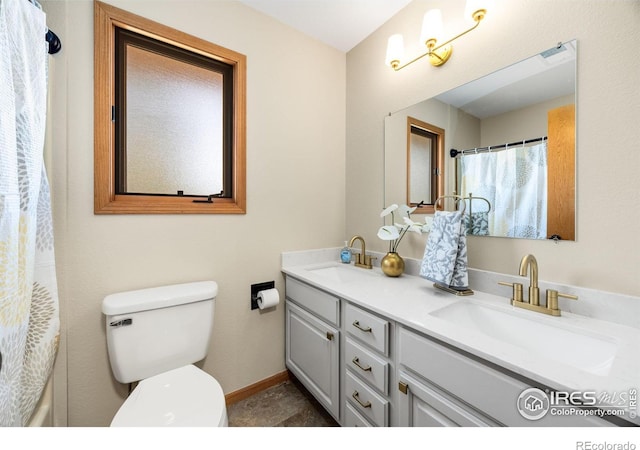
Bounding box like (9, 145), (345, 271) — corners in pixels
(460, 142), (548, 239)
(0, 0), (60, 426)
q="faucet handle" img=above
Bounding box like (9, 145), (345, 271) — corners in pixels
(498, 281), (524, 303)
(353, 253), (362, 265)
(364, 255), (377, 267)
(546, 289), (578, 313)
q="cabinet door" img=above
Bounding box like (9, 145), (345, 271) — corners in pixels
(547, 103), (575, 240)
(397, 371), (499, 427)
(286, 301), (340, 420)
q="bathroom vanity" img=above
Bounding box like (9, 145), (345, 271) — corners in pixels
(282, 249), (640, 427)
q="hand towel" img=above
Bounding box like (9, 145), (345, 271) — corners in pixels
(463, 211), (489, 236)
(420, 211), (469, 289)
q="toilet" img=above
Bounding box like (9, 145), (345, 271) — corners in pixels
(102, 281), (228, 427)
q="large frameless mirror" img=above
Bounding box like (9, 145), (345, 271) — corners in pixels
(384, 39), (577, 240)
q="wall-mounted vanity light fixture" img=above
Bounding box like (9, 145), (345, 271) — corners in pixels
(385, 0), (491, 71)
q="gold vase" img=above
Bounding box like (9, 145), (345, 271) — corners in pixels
(381, 252), (405, 277)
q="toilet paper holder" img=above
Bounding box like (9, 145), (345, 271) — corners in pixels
(251, 281), (275, 310)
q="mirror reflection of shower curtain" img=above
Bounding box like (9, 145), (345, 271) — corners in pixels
(460, 143), (547, 239)
(0, 0), (60, 426)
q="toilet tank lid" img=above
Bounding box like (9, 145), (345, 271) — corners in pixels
(102, 281), (218, 316)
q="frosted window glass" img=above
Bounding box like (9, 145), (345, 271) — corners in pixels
(409, 133), (432, 204)
(125, 45), (224, 195)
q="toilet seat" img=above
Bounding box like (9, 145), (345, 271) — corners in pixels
(111, 364), (228, 427)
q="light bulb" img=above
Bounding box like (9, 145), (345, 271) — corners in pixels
(385, 34), (404, 68)
(420, 9), (444, 47)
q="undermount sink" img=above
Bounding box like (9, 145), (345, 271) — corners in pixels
(306, 263), (380, 283)
(429, 301), (618, 376)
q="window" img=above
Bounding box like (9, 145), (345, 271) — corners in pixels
(406, 117), (444, 214)
(94, 1), (246, 214)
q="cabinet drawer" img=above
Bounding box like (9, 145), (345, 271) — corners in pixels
(398, 327), (610, 427)
(346, 372), (388, 427)
(344, 403), (373, 427)
(345, 303), (389, 355)
(286, 276), (339, 326)
(345, 338), (389, 395)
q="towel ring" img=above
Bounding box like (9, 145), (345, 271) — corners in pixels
(434, 195), (466, 214)
(464, 193), (492, 213)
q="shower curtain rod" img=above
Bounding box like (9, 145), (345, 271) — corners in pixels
(450, 136), (547, 158)
(27, 0), (61, 54)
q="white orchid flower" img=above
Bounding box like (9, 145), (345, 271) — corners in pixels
(403, 217), (423, 234)
(377, 204), (430, 253)
(397, 204), (416, 218)
(380, 204), (398, 218)
(377, 225), (400, 241)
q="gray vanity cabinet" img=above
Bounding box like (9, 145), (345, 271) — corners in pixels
(397, 326), (611, 427)
(284, 274), (617, 428)
(285, 278), (340, 421)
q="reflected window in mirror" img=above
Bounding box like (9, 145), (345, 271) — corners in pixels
(407, 117), (444, 214)
(94, 1), (246, 214)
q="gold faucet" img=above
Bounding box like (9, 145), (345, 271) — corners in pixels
(498, 253), (578, 316)
(519, 254), (540, 306)
(349, 235), (375, 269)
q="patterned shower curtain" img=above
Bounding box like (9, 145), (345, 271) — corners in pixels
(0, 0), (60, 426)
(460, 142), (548, 239)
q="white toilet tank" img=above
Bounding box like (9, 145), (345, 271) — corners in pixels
(102, 281), (218, 384)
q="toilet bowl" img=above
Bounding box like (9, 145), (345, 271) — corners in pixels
(102, 281), (227, 427)
(111, 365), (227, 427)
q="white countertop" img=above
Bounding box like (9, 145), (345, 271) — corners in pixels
(282, 248), (640, 425)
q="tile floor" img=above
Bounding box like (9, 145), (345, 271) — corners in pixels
(227, 377), (339, 427)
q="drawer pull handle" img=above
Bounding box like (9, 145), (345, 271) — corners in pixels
(326, 331), (334, 341)
(352, 320), (372, 333)
(352, 357), (372, 372)
(352, 390), (372, 408)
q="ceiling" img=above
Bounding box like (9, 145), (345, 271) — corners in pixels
(235, 2), (576, 119)
(435, 40), (577, 119)
(237, 0), (413, 52)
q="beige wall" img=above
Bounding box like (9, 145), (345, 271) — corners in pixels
(43, 0), (346, 426)
(481, 94), (575, 146)
(347, 0), (640, 296)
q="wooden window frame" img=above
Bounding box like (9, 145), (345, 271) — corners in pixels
(94, 1), (246, 214)
(406, 117), (444, 215)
